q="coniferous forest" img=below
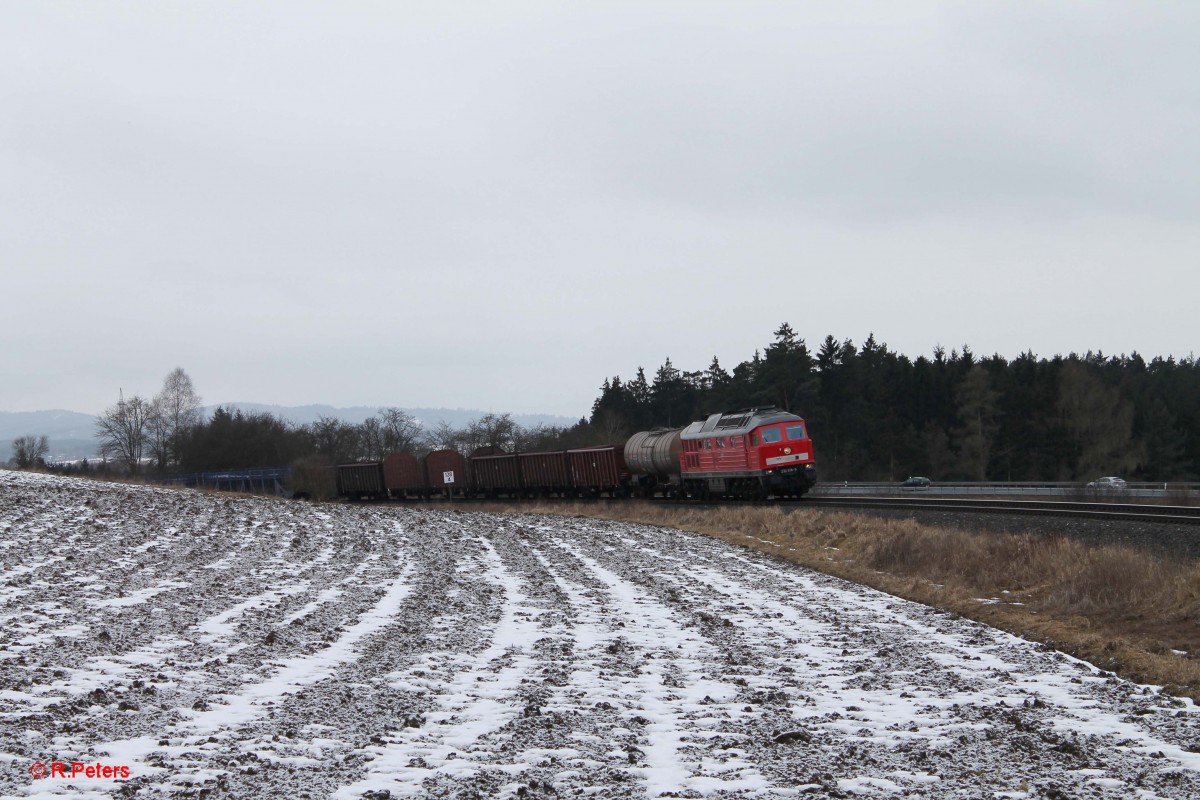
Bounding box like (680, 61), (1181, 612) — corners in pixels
(587, 324), (1199, 483)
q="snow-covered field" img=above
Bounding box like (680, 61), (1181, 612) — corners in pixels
(3, 471), (1200, 799)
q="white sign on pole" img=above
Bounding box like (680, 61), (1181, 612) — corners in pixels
(443, 471), (455, 484)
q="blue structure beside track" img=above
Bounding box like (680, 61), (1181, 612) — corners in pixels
(162, 468), (290, 496)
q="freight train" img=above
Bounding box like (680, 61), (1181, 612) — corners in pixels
(336, 407), (817, 501)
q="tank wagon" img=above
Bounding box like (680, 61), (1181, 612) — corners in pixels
(624, 428), (683, 495)
(334, 407), (815, 501)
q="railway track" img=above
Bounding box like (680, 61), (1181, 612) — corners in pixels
(427, 493), (1200, 527)
(802, 495), (1200, 525)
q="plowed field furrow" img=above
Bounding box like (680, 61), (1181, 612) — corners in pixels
(534, 538), (771, 797)
(4, 475), (1200, 800)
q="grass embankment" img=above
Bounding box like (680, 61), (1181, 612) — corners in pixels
(503, 502), (1200, 701)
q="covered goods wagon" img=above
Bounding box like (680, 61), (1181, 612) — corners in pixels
(336, 462), (386, 499)
(568, 446), (631, 497)
(518, 451), (572, 496)
(382, 452), (425, 497)
(424, 449), (468, 497)
(471, 453), (521, 497)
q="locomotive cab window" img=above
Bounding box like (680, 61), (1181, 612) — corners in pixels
(786, 424), (807, 441)
(761, 428), (782, 444)
(750, 433), (759, 446)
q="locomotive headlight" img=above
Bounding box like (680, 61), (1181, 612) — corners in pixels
(783, 447), (792, 455)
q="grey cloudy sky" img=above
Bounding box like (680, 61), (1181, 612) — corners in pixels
(4, 1), (1197, 418)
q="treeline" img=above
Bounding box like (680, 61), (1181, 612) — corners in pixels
(588, 324), (1198, 482)
(27, 331), (1199, 484)
(37, 367), (609, 476)
(42, 407), (599, 476)
(170, 407), (601, 472)
(38, 363), (611, 476)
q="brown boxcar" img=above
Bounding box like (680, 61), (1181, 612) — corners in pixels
(424, 449), (468, 496)
(471, 453), (522, 497)
(568, 445), (631, 497)
(382, 452), (425, 497)
(336, 462), (386, 499)
(518, 451), (571, 496)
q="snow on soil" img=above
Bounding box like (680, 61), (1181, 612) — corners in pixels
(3, 471), (1200, 799)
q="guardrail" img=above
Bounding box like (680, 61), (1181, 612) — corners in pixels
(809, 481), (1200, 503)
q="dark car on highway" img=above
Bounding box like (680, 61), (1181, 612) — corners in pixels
(901, 476), (931, 490)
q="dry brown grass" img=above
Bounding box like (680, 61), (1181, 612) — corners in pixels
(482, 501), (1200, 700)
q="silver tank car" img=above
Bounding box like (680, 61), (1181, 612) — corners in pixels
(623, 428), (682, 486)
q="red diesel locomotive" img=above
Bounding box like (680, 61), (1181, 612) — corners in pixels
(625, 407), (817, 499)
(336, 406), (817, 500)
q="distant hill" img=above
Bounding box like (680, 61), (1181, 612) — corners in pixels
(2, 405), (580, 462)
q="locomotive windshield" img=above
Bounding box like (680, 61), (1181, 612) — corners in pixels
(758, 423), (807, 444)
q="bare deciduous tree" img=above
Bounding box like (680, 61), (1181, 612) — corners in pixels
(359, 417), (385, 461)
(464, 413), (518, 453)
(11, 435), (49, 469)
(513, 423), (565, 453)
(421, 420), (460, 453)
(147, 398), (171, 473)
(149, 367), (203, 471)
(589, 408), (630, 442)
(306, 416), (361, 465)
(379, 407), (422, 454)
(96, 395), (153, 474)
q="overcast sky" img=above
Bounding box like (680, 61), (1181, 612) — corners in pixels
(4, 1), (1197, 418)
